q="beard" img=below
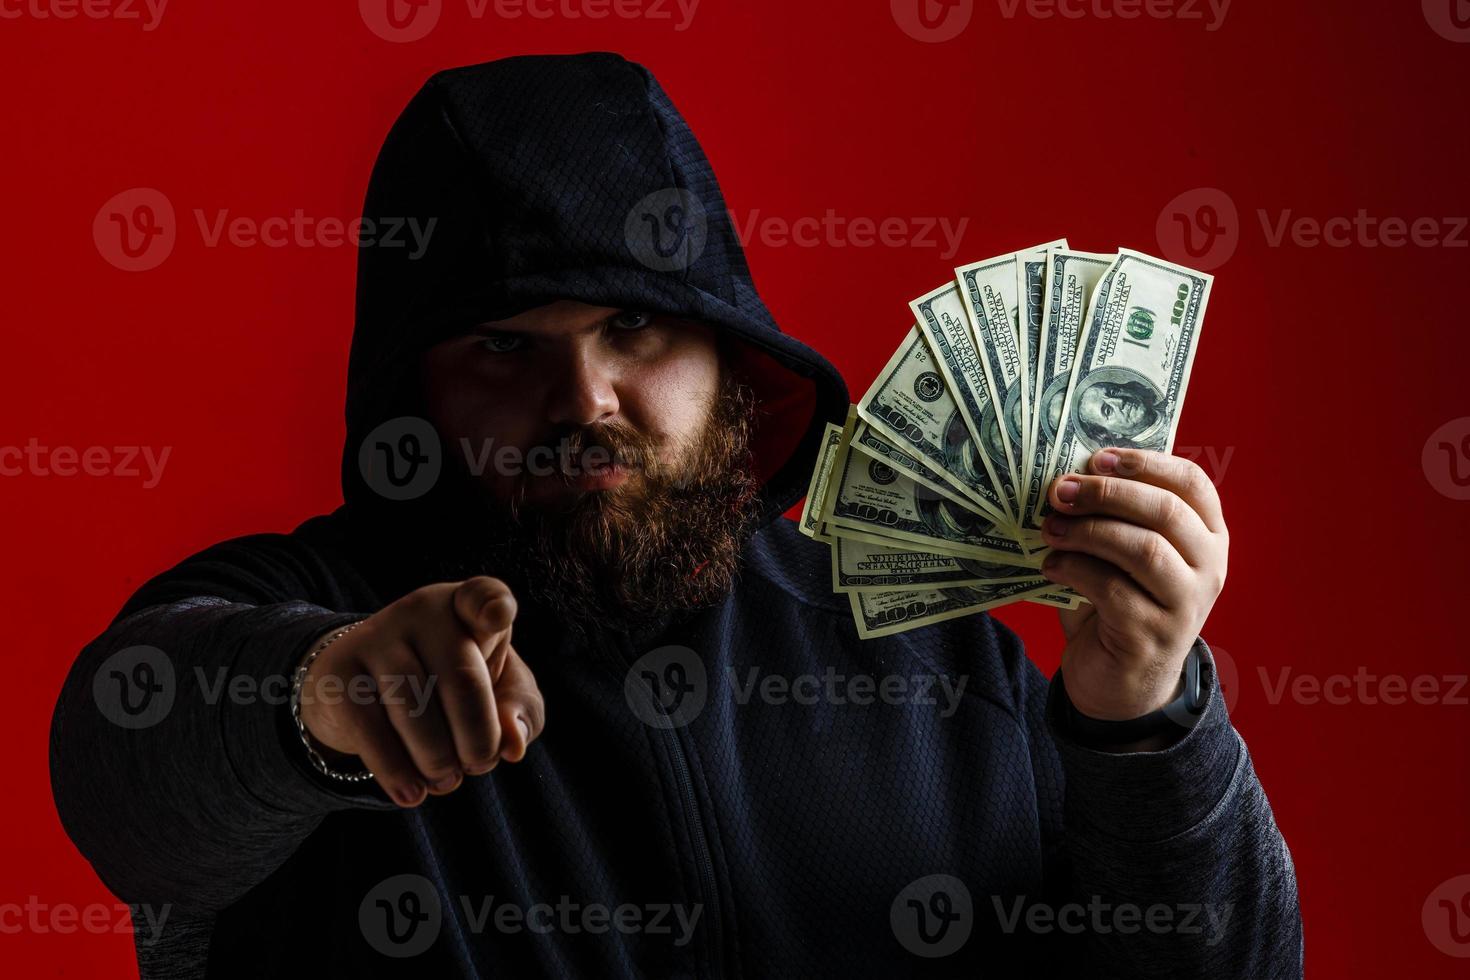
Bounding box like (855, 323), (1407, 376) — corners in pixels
(403, 373), (761, 636)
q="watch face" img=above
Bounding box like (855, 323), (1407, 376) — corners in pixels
(1164, 642), (1208, 729)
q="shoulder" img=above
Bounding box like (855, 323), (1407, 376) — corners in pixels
(116, 510), (374, 620)
(740, 518), (850, 614)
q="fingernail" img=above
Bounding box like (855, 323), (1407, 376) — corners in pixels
(431, 773), (459, 792)
(1056, 478), (1081, 504)
(1045, 516), (1071, 538)
(517, 716), (531, 744)
(1041, 553), (1062, 578)
(1092, 451), (1118, 473)
(394, 783), (424, 807)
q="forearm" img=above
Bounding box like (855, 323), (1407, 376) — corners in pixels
(49, 597), (392, 911)
(1045, 643), (1303, 978)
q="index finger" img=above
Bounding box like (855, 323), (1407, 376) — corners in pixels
(1089, 448), (1226, 534)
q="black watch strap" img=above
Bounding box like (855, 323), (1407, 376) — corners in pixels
(1059, 642), (1207, 747)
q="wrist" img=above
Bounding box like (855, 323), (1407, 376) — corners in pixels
(291, 620), (374, 783)
(1057, 641), (1207, 751)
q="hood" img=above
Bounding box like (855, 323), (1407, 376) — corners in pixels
(340, 51), (849, 534)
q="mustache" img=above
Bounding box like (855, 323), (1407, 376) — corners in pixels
(499, 419), (681, 512)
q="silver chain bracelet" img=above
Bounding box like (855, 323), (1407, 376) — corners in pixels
(290, 620), (375, 783)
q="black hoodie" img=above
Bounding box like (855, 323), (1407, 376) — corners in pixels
(50, 53), (1301, 978)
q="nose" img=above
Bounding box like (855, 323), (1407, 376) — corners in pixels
(543, 343), (620, 428)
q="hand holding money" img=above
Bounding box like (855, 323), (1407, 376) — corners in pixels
(1039, 447), (1229, 721)
(800, 242), (1220, 647)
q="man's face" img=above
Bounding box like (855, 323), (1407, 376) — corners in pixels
(416, 300), (758, 630)
(421, 301), (723, 509)
(1077, 383), (1150, 438)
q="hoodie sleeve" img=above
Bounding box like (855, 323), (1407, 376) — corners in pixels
(49, 534), (398, 913)
(1014, 631), (1304, 978)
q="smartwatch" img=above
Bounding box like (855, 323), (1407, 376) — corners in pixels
(1058, 642), (1207, 747)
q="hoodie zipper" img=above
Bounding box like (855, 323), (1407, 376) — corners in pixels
(605, 633), (726, 979)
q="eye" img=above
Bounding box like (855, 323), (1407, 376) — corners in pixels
(1101, 404), (1113, 418)
(479, 333), (523, 354)
(610, 311), (654, 331)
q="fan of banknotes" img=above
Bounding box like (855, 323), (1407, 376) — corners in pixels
(799, 242), (1214, 639)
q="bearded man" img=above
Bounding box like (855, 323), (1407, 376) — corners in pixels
(51, 53), (1301, 979)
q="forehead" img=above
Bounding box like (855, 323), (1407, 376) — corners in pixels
(480, 301), (622, 333)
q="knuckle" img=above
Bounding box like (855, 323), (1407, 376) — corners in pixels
(374, 648), (422, 688)
(1156, 490), (1183, 528)
(1181, 463), (1212, 500)
(398, 586), (437, 615)
(1140, 534), (1170, 573)
(1102, 575), (1135, 609)
(1114, 448), (1149, 478)
(421, 751), (461, 781)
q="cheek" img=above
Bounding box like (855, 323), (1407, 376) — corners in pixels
(622, 336), (721, 448)
(422, 345), (533, 455)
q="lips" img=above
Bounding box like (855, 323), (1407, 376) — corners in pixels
(569, 459), (630, 491)
(559, 443), (631, 491)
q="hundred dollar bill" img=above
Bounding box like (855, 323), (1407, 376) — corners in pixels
(1040, 248), (1214, 500)
(1027, 590), (1086, 610)
(954, 241), (1065, 524)
(911, 282), (1019, 525)
(849, 581), (1056, 639)
(799, 421), (845, 538)
(1024, 249), (1116, 529)
(830, 534), (1038, 592)
(849, 419), (989, 518)
(825, 410), (1034, 566)
(856, 325), (1011, 524)
(1016, 245), (1060, 517)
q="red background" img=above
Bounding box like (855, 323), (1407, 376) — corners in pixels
(4, 1), (1468, 975)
